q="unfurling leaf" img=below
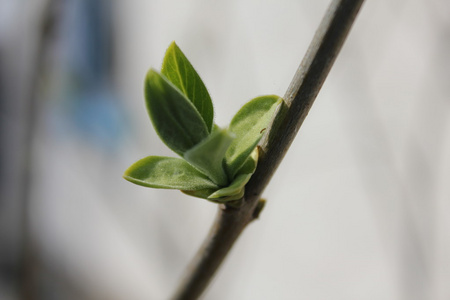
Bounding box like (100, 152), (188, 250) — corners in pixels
(208, 173), (252, 200)
(207, 147), (259, 201)
(182, 148), (259, 202)
(145, 69), (209, 155)
(225, 95), (281, 178)
(162, 42), (214, 132)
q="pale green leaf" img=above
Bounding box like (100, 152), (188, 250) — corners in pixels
(225, 95), (282, 177)
(208, 173), (252, 200)
(210, 189), (245, 203)
(183, 125), (234, 186)
(145, 69), (209, 155)
(214, 189), (245, 203)
(181, 188), (216, 200)
(162, 42), (214, 132)
(182, 186), (245, 203)
(124, 156), (218, 190)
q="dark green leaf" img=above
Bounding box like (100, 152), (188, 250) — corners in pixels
(124, 156), (218, 190)
(145, 69), (209, 155)
(162, 42), (214, 132)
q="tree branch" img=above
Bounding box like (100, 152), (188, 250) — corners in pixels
(171, 0), (365, 299)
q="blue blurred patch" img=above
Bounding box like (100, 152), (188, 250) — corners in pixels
(48, 0), (128, 152)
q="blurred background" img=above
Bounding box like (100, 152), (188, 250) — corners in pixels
(1, 0), (449, 299)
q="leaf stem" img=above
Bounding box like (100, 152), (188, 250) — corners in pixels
(170, 0), (365, 299)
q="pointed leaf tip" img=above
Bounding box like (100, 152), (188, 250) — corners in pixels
(162, 42), (214, 132)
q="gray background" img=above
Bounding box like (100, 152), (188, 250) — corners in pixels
(1, 0), (449, 299)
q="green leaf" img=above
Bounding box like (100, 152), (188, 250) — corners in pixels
(183, 125), (234, 186)
(225, 95), (282, 177)
(145, 69), (209, 155)
(124, 156), (218, 190)
(162, 42), (214, 132)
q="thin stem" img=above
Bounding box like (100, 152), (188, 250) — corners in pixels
(171, 0), (365, 299)
(171, 204), (252, 300)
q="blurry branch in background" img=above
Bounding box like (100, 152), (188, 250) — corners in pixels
(0, 0), (59, 299)
(18, 1), (60, 298)
(171, 0), (365, 299)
